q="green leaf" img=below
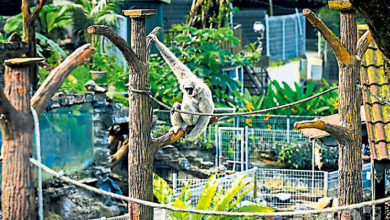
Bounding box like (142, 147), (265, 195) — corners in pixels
(36, 32), (67, 58)
(303, 81), (316, 98)
(193, 176), (218, 220)
(172, 200), (190, 220)
(4, 13), (23, 33)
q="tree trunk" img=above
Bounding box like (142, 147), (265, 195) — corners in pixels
(21, 0), (46, 91)
(337, 10), (362, 219)
(128, 17), (154, 219)
(350, 0), (390, 59)
(187, 0), (230, 28)
(1, 59), (41, 220)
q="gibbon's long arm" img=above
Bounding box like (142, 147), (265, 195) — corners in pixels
(149, 34), (194, 81)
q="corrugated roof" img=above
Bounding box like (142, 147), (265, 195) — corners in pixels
(297, 106), (366, 139)
(361, 42), (390, 160)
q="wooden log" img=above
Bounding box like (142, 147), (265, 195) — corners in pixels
(303, 9), (351, 65)
(31, 44), (95, 115)
(125, 10), (156, 220)
(1, 58), (42, 220)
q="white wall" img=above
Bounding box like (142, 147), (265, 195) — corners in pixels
(267, 60), (301, 88)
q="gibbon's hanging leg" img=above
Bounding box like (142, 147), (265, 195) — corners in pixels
(170, 102), (187, 134)
(149, 32), (215, 140)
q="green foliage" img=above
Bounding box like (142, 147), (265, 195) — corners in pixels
(4, 4), (67, 59)
(232, 80), (338, 117)
(36, 32), (67, 58)
(277, 142), (310, 169)
(153, 174), (274, 220)
(54, 0), (120, 43)
(153, 173), (174, 204)
(150, 24), (249, 106)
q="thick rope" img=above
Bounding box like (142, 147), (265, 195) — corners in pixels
(30, 157), (390, 217)
(31, 107), (44, 220)
(129, 86), (339, 116)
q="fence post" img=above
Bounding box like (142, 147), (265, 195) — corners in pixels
(215, 125), (219, 167)
(295, 18), (299, 57)
(265, 14), (270, 57)
(324, 171), (328, 197)
(245, 126), (249, 170)
(287, 118), (290, 144)
(282, 18), (286, 60)
(253, 168), (257, 200)
(173, 173), (177, 194)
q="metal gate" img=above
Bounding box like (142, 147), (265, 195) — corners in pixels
(215, 126), (249, 171)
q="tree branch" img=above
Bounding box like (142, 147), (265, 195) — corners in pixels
(31, 44), (95, 115)
(31, 0), (46, 21)
(146, 26), (162, 59)
(303, 9), (351, 65)
(356, 30), (372, 60)
(150, 117), (218, 151)
(88, 25), (146, 70)
(294, 118), (354, 145)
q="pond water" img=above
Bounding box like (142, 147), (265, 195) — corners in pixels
(0, 104), (94, 181)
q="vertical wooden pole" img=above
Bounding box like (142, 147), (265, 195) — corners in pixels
(123, 9), (157, 220)
(1, 58), (44, 220)
(337, 8), (363, 219)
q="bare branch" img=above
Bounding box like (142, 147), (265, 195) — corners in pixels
(151, 117), (218, 151)
(303, 9), (351, 65)
(150, 129), (185, 151)
(31, 0), (46, 21)
(356, 30), (372, 60)
(88, 25), (146, 71)
(294, 118), (354, 145)
(146, 26), (162, 58)
(31, 44), (95, 115)
(21, 0), (31, 19)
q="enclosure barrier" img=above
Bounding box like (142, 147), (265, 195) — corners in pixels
(30, 158), (390, 218)
(174, 168), (258, 207)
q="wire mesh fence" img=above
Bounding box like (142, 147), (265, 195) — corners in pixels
(266, 13), (306, 62)
(173, 167), (328, 209)
(173, 168), (258, 208)
(256, 168), (326, 208)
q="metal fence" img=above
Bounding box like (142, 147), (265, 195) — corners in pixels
(173, 168), (257, 208)
(173, 167), (327, 209)
(265, 12), (306, 62)
(256, 168), (326, 208)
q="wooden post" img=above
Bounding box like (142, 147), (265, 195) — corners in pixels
(123, 9), (157, 220)
(294, 1), (373, 218)
(337, 5), (363, 218)
(1, 58), (43, 220)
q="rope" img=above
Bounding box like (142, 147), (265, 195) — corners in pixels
(31, 107), (43, 220)
(357, 84), (390, 106)
(29, 157), (390, 217)
(129, 86), (339, 117)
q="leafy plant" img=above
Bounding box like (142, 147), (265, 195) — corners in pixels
(232, 79), (339, 117)
(90, 44), (108, 71)
(54, 0), (120, 43)
(153, 174), (275, 220)
(277, 142), (311, 169)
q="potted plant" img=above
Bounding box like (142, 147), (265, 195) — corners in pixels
(90, 45), (107, 81)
